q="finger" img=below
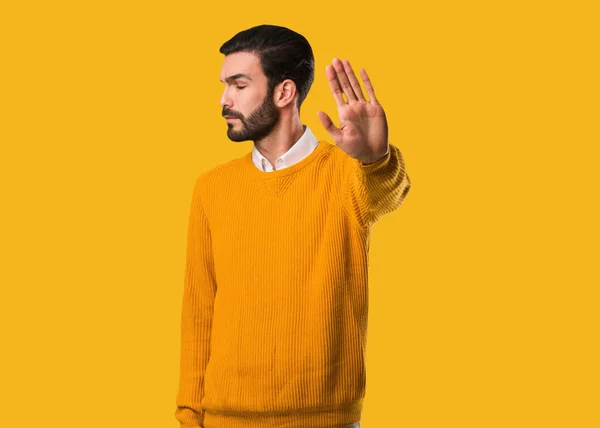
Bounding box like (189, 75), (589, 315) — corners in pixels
(360, 68), (378, 104)
(317, 111), (342, 143)
(326, 65), (345, 108)
(332, 57), (358, 102)
(342, 60), (366, 101)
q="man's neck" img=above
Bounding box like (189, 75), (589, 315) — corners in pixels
(253, 117), (305, 168)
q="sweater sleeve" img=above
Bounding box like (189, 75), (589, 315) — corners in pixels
(174, 177), (217, 428)
(343, 143), (411, 231)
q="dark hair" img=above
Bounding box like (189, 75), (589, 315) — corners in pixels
(219, 24), (315, 110)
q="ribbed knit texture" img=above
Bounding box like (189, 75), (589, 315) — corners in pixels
(175, 140), (411, 428)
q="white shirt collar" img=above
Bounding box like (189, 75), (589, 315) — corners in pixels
(251, 125), (319, 172)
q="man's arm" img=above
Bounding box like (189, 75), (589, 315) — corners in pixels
(343, 142), (411, 231)
(174, 177), (217, 428)
(316, 57), (411, 230)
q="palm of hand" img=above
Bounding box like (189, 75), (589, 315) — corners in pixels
(336, 100), (388, 161)
(317, 57), (389, 164)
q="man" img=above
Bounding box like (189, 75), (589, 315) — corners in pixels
(175, 24), (411, 428)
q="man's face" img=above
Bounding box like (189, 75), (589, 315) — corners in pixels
(219, 52), (279, 142)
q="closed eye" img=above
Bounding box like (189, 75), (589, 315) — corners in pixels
(236, 85), (246, 90)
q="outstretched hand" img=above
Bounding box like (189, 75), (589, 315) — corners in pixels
(317, 57), (389, 165)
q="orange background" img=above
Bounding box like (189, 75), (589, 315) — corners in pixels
(1, 1), (598, 427)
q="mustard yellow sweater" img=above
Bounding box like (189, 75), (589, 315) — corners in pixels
(175, 140), (411, 428)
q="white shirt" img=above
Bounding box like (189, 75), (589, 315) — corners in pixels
(251, 125), (319, 172)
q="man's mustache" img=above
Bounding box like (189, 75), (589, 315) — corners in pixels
(222, 109), (243, 119)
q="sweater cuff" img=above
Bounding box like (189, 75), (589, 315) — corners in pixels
(358, 146), (391, 170)
(357, 145), (394, 174)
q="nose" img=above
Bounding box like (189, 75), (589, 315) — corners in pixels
(220, 87), (232, 109)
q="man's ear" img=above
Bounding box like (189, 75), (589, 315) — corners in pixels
(273, 79), (297, 108)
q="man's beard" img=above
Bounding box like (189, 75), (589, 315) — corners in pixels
(223, 87), (279, 142)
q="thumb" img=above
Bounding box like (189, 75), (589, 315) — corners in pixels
(317, 111), (342, 144)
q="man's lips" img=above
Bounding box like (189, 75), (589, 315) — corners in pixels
(224, 116), (240, 121)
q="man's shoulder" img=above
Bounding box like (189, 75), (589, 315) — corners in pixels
(325, 141), (349, 160)
(320, 140), (359, 172)
(195, 153), (248, 184)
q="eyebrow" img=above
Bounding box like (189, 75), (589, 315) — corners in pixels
(219, 73), (253, 83)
